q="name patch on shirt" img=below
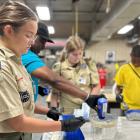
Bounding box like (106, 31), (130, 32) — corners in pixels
(79, 77), (86, 84)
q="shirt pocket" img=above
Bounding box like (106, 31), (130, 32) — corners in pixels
(76, 70), (91, 86)
(61, 69), (74, 81)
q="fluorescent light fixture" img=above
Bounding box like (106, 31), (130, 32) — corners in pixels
(48, 26), (55, 34)
(36, 6), (50, 20)
(117, 24), (134, 34)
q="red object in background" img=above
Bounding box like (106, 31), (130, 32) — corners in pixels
(98, 68), (107, 88)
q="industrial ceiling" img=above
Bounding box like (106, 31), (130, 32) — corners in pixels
(1, 0), (140, 44)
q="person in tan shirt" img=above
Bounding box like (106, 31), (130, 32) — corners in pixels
(0, 1), (106, 140)
(0, 1), (87, 140)
(51, 36), (100, 114)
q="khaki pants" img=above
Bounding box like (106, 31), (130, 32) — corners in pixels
(0, 132), (32, 140)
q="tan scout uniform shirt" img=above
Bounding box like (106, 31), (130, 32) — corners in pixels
(0, 46), (34, 133)
(53, 59), (99, 114)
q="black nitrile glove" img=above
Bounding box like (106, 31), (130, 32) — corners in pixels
(60, 116), (86, 132)
(116, 94), (123, 103)
(47, 107), (61, 121)
(85, 94), (106, 109)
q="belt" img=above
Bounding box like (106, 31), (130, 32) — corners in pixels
(0, 132), (22, 138)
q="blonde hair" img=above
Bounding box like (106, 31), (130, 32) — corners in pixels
(60, 36), (85, 62)
(0, 1), (38, 35)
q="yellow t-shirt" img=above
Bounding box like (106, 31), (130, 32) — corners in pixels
(115, 63), (140, 109)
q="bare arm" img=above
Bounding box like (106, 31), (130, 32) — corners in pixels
(34, 104), (49, 115)
(116, 85), (123, 95)
(6, 115), (61, 133)
(31, 66), (86, 100)
(50, 92), (59, 108)
(114, 85), (124, 103)
(91, 84), (101, 95)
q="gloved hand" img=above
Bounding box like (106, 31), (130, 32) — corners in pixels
(85, 94), (106, 109)
(60, 116), (86, 132)
(116, 94), (123, 103)
(47, 107), (61, 121)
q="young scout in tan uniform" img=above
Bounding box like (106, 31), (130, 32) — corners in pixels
(51, 36), (101, 114)
(0, 1), (106, 140)
(0, 1), (90, 140)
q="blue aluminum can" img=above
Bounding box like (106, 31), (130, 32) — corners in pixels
(97, 98), (108, 119)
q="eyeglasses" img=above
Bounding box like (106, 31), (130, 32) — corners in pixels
(25, 33), (37, 41)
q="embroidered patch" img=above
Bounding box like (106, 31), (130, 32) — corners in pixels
(19, 90), (30, 103)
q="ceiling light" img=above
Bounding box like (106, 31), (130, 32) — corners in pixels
(48, 26), (55, 34)
(117, 24), (134, 34)
(36, 6), (50, 20)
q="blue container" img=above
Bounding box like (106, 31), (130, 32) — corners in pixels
(61, 114), (85, 140)
(97, 98), (108, 119)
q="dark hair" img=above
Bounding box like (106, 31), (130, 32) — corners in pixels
(0, 1), (38, 35)
(131, 45), (140, 57)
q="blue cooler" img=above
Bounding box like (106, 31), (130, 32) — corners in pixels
(61, 114), (85, 140)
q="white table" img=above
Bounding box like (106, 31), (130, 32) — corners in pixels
(82, 117), (140, 140)
(41, 117), (140, 140)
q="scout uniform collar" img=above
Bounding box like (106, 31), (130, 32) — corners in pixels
(0, 46), (21, 64)
(65, 59), (73, 67)
(65, 59), (82, 68)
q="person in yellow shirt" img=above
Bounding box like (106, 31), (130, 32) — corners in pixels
(115, 45), (140, 114)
